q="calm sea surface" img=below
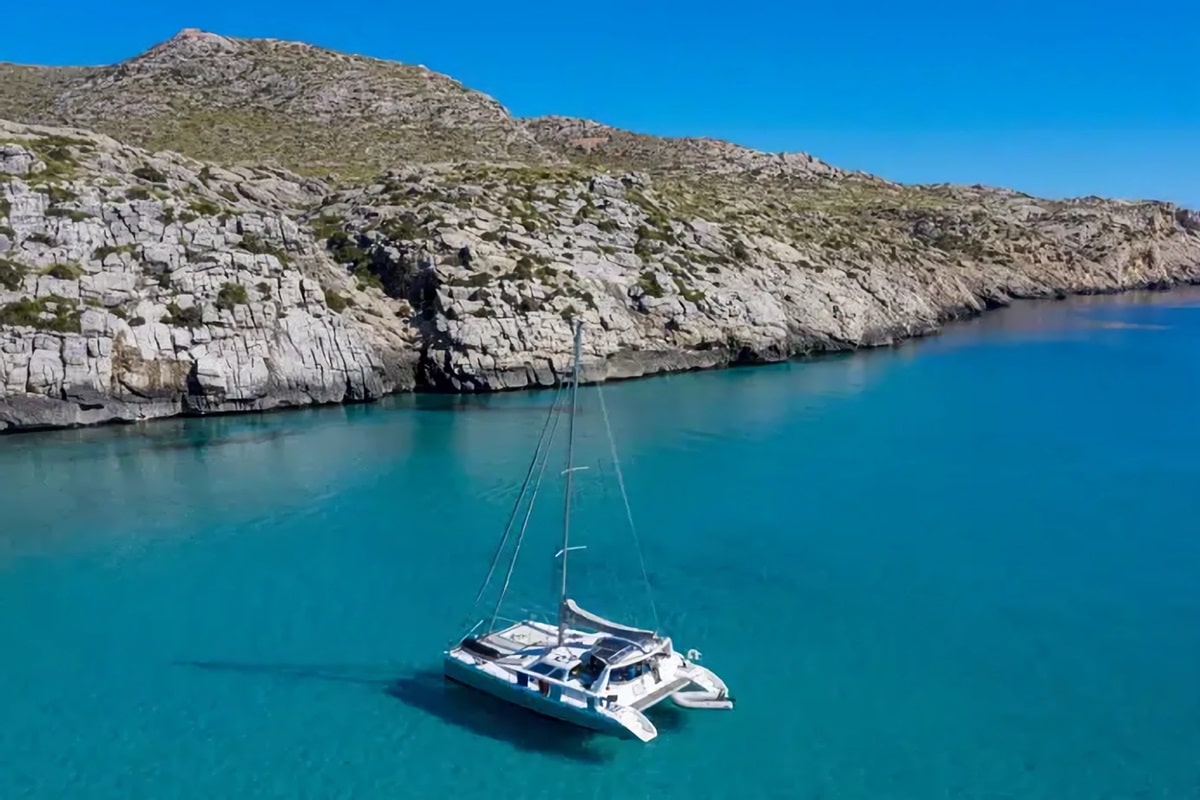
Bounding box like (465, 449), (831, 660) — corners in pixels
(2, 290), (1199, 799)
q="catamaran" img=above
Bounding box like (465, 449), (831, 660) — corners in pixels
(442, 320), (734, 743)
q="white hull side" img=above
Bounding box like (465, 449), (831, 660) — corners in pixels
(442, 654), (651, 740)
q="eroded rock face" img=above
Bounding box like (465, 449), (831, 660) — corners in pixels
(2, 114), (1199, 433)
(310, 164), (1200, 394)
(0, 122), (396, 432)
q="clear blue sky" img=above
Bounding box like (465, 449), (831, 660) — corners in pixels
(2, 0), (1196, 206)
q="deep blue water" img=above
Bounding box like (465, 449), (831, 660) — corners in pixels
(2, 290), (1199, 799)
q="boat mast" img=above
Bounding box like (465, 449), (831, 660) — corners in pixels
(557, 319), (583, 646)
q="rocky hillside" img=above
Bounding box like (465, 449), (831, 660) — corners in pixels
(0, 29), (552, 178)
(1, 31), (1199, 433)
(524, 116), (846, 181)
(0, 120), (411, 431)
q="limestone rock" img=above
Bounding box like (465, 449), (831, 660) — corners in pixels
(0, 120), (399, 432)
(0, 32), (1198, 433)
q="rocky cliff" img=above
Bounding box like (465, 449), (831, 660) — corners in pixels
(1, 31), (1198, 432)
(0, 121), (403, 431)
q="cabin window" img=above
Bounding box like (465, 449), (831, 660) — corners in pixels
(611, 662), (649, 683)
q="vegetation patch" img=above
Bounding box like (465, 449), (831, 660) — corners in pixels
(45, 207), (93, 222)
(928, 231), (987, 259)
(92, 244), (137, 262)
(26, 136), (86, 181)
(0, 258), (26, 290)
(238, 232), (291, 266)
(0, 295), (81, 332)
(310, 213), (344, 242)
(188, 199), (223, 217)
(41, 262), (84, 280)
(675, 279), (706, 303)
(637, 271), (665, 298)
(216, 282), (250, 311)
(37, 184), (78, 204)
(480, 229), (507, 243)
(323, 288), (351, 312)
(162, 302), (204, 328)
(377, 214), (424, 242)
(133, 165), (168, 184)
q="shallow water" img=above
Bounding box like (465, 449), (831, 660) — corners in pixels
(2, 290), (1199, 799)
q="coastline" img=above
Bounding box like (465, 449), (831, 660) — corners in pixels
(4, 274), (1197, 438)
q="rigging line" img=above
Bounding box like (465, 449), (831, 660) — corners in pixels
(487, 391), (566, 634)
(469, 380), (565, 609)
(596, 380), (660, 633)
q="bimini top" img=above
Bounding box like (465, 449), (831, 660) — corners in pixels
(588, 636), (652, 667)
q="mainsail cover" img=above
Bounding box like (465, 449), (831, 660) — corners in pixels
(561, 598), (657, 643)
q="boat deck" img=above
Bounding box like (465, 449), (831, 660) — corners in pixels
(475, 621), (601, 659)
(476, 622), (556, 656)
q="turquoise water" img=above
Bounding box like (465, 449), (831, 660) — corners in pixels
(2, 291), (1199, 799)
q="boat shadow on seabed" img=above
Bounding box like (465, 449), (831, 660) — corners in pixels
(174, 660), (687, 763)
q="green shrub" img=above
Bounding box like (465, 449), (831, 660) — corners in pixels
(377, 214), (424, 241)
(133, 165), (168, 184)
(188, 199), (223, 217)
(42, 262), (83, 280)
(326, 231), (369, 269)
(0, 258), (25, 291)
(310, 214), (343, 242)
(638, 271), (664, 298)
(216, 282), (249, 310)
(92, 244), (135, 262)
(323, 288), (350, 313)
(0, 297), (43, 327)
(162, 302), (203, 328)
(238, 232), (291, 266)
(0, 296), (80, 332)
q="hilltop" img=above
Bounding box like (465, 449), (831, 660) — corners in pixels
(1, 31), (1198, 432)
(0, 29), (554, 177)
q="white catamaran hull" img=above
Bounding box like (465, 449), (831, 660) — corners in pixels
(443, 654), (654, 740)
(443, 321), (732, 745)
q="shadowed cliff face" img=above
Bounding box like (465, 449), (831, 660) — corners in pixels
(1, 31), (1199, 431)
